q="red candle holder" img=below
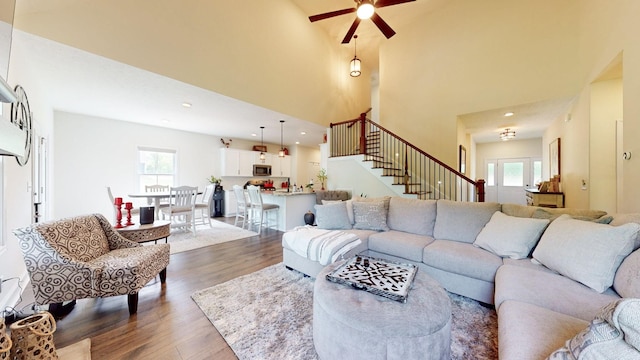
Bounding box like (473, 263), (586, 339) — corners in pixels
(125, 202), (134, 226)
(114, 201), (124, 228)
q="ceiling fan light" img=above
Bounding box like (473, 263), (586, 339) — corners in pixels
(357, 2), (375, 19)
(350, 57), (361, 77)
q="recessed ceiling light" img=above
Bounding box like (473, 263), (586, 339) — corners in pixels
(295, 141), (300, 145)
(182, 102), (192, 108)
(251, 133), (257, 137)
(162, 119), (170, 123)
(504, 112), (514, 117)
(300, 131), (307, 135)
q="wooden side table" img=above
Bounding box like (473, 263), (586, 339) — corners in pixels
(116, 220), (171, 244)
(525, 189), (564, 208)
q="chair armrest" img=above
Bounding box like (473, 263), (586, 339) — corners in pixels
(13, 226), (103, 304)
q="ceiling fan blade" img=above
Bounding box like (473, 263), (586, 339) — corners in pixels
(341, 18), (362, 44)
(370, 13), (396, 39)
(374, 0), (416, 8)
(309, 8), (356, 22)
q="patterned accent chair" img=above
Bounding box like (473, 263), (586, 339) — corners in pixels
(13, 214), (170, 315)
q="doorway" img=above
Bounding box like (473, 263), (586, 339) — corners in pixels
(485, 158), (540, 205)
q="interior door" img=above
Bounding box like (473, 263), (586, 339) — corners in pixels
(497, 158), (530, 205)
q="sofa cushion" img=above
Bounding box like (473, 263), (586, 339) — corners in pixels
(610, 213), (640, 250)
(315, 202), (353, 230)
(532, 215), (639, 293)
(369, 230), (435, 262)
(614, 248), (640, 298)
(501, 203), (608, 221)
(500, 203), (537, 218)
(498, 300), (588, 360)
(352, 200), (389, 231)
(474, 211), (549, 259)
(422, 240), (502, 282)
(387, 197), (437, 236)
(433, 200), (501, 243)
(547, 299), (640, 359)
(533, 208), (613, 224)
(495, 264), (621, 321)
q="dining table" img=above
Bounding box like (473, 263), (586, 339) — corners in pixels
(128, 191), (202, 219)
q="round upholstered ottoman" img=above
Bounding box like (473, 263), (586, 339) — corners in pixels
(313, 260), (452, 360)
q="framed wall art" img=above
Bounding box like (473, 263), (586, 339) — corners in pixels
(549, 138), (561, 181)
(459, 145), (466, 175)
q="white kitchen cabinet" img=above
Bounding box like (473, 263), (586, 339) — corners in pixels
(271, 155), (291, 177)
(220, 148), (254, 176)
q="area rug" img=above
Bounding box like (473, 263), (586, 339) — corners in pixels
(166, 219), (257, 254)
(191, 263), (498, 360)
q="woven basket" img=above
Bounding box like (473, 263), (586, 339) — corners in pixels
(0, 317), (11, 360)
(10, 312), (58, 360)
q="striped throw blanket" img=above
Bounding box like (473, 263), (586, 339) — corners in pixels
(283, 226), (361, 266)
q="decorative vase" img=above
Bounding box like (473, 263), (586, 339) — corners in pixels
(304, 211), (315, 226)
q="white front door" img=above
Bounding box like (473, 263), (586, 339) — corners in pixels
(485, 158), (532, 205)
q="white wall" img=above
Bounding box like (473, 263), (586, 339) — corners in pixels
(52, 112), (219, 219)
(589, 78), (622, 214)
(327, 157), (398, 199)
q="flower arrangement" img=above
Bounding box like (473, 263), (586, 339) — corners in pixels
(208, 175), (221, 184)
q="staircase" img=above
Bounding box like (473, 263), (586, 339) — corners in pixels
(329, 112), (484, 202)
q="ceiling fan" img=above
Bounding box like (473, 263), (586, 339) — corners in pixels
(308, 0), (416, 44)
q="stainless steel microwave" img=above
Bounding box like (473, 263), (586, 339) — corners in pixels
(253, 164), (272, 176)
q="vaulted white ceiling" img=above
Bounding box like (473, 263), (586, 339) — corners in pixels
(10, 0), (576, 149)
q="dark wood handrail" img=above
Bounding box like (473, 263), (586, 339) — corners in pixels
(360, 118), (477, 184)
(328, 112), (485, 202)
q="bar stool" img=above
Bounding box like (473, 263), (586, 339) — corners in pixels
(246, 185), (279, 234)
(233, 185), (250, 229)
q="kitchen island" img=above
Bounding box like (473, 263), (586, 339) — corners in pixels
(261, 191), (317, 231)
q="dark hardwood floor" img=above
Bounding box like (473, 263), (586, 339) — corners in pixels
(52, 217), (284, 359)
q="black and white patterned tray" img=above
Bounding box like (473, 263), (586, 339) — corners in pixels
(325, 255), (418, 303)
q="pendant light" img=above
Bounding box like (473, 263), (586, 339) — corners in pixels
(279, 120), (286, 157)
(259, 126), (266, 162)
(350, 35), (361, 77)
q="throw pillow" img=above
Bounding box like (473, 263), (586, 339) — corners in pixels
(547, 298), (640, 360)
(532, 215), (640, 293)
(314, 202), (352, 230)
(473, 211), (550, 259)
(352, 200), (389, 231)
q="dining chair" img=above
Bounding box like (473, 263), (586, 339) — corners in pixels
(145, 184), (171, 207)
(160, 186), (198, 235)
(106, 186), (139, 223)
(233, 185), (250, 229)
(194, 184), (215, 227)
(246, 185), (279, 234)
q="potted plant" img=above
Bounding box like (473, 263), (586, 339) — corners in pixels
(317, 168), (328, 190)
(208, 175), (221, 184)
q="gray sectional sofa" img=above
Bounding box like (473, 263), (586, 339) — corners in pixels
(281, 196), (640, 359)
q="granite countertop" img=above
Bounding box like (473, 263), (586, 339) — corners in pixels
(262, 190), (317, 196)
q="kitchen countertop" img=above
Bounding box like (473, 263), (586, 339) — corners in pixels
(262, 190), (317, 196)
